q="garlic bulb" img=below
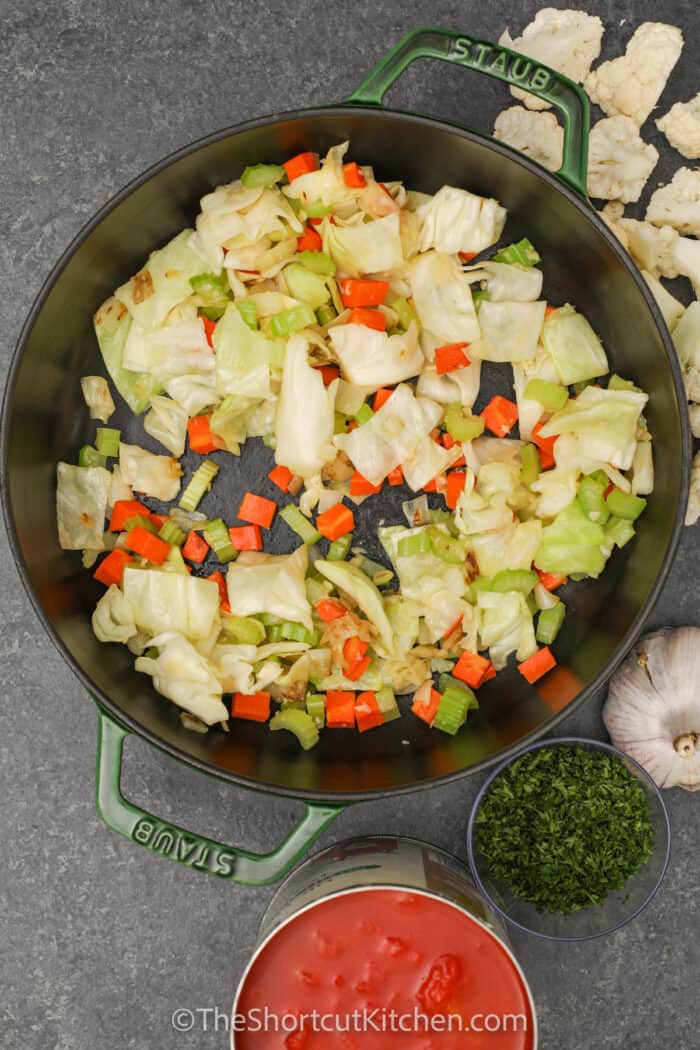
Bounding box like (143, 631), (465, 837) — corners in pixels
(603, 627), (700, 791)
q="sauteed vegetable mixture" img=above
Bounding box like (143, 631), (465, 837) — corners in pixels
(56, 143), (653, 747)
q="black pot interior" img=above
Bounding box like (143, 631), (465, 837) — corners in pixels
(2, 109), (687, 798)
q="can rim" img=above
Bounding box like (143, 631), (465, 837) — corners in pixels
(230, 883), (538, 1049)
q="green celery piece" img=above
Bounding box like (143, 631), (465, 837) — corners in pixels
(95, 427), (121, 458)
(397, 531), (432, 557)
(93, 297), (161, 414)
(237, 300), (259, 330)
(490, 569), (538, 594)
(526, 591), (538, 615)
(179, 459), (219, 512)
(203, 518), (237, 563)
(270, 708), (320, 750)
(78, 445), (106, 468)
(198, 304), (227, 321)
(327, 534), (352, 561)
(355, 403), (374, 425)
(317, 304), (338, 326)
(430, 509), (460, 537)
(124, 514), (158, 535)
(432, 685), (477, 735)
(269, 302), (316, 336)
(606, 516), (636, 548)
(588, 469), (609, 487)
(298, 251), (336, 275)
(283, 264), (331, 309)
(391, 296), (417, 330)
(427, 525), (467, 565)
(375, 686), (401, 723)
(241, 163), (286, 187)
(470, 576), (493, 596)
(190, 271), (231, 307)
(221, 615), (266, 645)
(445, 402), (484, 442)
(492, 238), (540, 266)
(608, 373), (641, 393)
(333, 411), (349, 434)
(578, 476), (610, 524)
(606, 489), (647, 521)
(536, 603), (566, 645)
(521, 444), (541, 486)
(158, 519), (186, 546)
(523, 379), (569, 412)
(306, 694), (326, 728)
(279, 504), (322, 544)
(304, 199), (332, 218)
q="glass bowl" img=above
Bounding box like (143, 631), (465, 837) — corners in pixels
(466, 736), (671, 941)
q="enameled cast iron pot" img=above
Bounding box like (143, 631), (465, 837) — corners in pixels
(1, 29), (690, 885)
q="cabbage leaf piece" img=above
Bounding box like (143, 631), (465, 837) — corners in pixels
(416, 185), (506, 255)
(275, 334), (338, 478)
(538, 385), (648, 470)
(226, 547), (312, 630)
(541, 303), (609, 384)
(323, 212), (404, 277)
(535, 499), (608, 578)
(94, 297), (161, 414)
(135, 631), (227, 725)
(328, 321), (423, 389)
(56, 462), (111, 550)
(477, 590), (537, 669)
(115, 230), (207, 332)
(123, 567), (221, 640)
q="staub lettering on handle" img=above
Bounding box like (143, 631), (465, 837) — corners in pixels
(133, 817), (236, 878)
(447, 36), (553, 93)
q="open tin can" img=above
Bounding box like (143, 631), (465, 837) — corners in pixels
(232, 836), (537, 1048)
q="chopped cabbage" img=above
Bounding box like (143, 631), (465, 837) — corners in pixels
(538, 385), (647, 470)
(275, 334), (337, 478)
(328, 321), (423, 389)
(471, 520), (543, 579)
(164, 372), (218, 416)
(469, 299), (546, 362)
(93, 297), (161, 414)
(192, 183), (302, 271)
(115, 230), (207, 332)
(477, 590), (537, 669)
(123, 567), (220, 640)
(213, 302), (284, 399)
(143, 395), (188, 457)
(92, 585), (137, 644)
(315, 559), (394, 654)
(512, 345), (561, 440)
(81, 376), (115, 423)
(135, 631), (227, 725)
(324, 212), (404, 277)
(283, 142), (357, 209)
(415, 362), (482, 411)
(56, 463), (111, 550)
(122, 319), (214, 386)
(119, 443), (183, 501)
(541, 304), (609, 384)
(410, 251), (481, 351)
(464, 260), (543, 302)
(535, 500), (608, 578)
(226, 547), (312, 630)
(416, 185), (506, 255)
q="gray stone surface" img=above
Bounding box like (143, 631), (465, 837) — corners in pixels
(1, 1), (698, 1047)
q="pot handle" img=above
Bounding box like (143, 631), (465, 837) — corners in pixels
(94, 705), (344, 885)
(347, 27), (589, 199)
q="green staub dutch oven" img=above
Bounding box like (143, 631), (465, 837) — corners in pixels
(1, 29), (690, 885)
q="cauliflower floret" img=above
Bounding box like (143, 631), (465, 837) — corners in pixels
(686, 451), (700, 527)
(587, 117), (658, 203)
(500, 9), (603, 111)
(657, 94), (700, 158)
(640, 271), (685, 332)
(493, 107), (563, 171)
(585, 22), (683, 126)
(673, 302), (700, 401)
(618, 218), (680, 276)
(646, 168), (700, 236)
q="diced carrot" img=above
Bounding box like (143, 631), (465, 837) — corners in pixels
(188, 415), (219, 454)
(459, 251), (477, 262)
(316, 503), (354, 541)
(441, 432), (466, 466)
(355, 691), (383, 732)
(604, 482), (615, 499)
(532, 421), (557, 468)
(373, 387), (393, 411)
(93, 549), (133, 587)
(481, 395), (519, 437)
(202, 316), (217, 346)
(208, 570), (230, 613)
(308, 216), (323, 227)
(518, 646), (557, 684)
(268, 464), (294, 493)
(339, 279), (389, 308)
(480, 663), (497, 683)
(317, 364), (340, 386)
(423, 478), (437, 492)
(326, 690), (356, 728)
(411, 684), (441, 725)
(536, 569), (568, 591)
(124, 526), (170, 565)
(238, 492), (277, 529)
(229, 524), (263, 551)
(345, 654), (371, 681)
(283, 151), (319, 182)
(231, 691), (271, 722)
(349, 471), (382, 496)
(343, 636), (369, 666)
(109, 499), (149, 532)
(545, 304), (557, 317)
(446, 471), (466, 510)
(387, 465), (403, 486)
(316, 598), (347, 623)
(182, 531), (210, 563)
(297, 225), (323, 252)
(453, 650), (495, 689)
(435, 342), (470, 374)
(423, 474), (447, 494)
(348, 307), (386, 331)
(343, 162), (367, 188)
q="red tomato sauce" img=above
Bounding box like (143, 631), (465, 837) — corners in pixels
(235, 889), (535, 1050)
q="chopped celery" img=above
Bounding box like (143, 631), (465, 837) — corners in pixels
(445, 402), (484, 442)
(237, 300), (259, 330)
(269, 302), (317, 336)
(427, 526), (467, 565)
(536, 602), (566, 644)
(270, 708), (320, 750)
(430, 509), (460, 537)
(317, 304), (338, 326)
(179, 459), (219, 512)
(190, 271), (231, 315)
(430, 658), (456, 673)
(280, 700), (306, 711)
(203, 518), (237, 563)
(304, 199), (332, 218)
(125, 514), (158, 535)
(283, 264), (331, 309)
(355, 403), (374, 425)
(606, 516), (636, 548)
(375, 686), (401, 723)
(279, 504), (322, 544)
(221, 614), (266, 645)
(490, 569), (538, 594)
(267, 620), (317, 644)
(306, 574), (333, 606)
(470, 576), (493, 596)
(523, 379), (568, 411)
(397, 531), (432, 557)
(521, 444), (541, 486)
(241, 163), (286, 187)
(526, 591), (538, 616)
(588, 468), (609, 487)
(578, 476), (610, 524)
(372, 569), (394, 587)
(606, 489), (647, 521)
(306, 693), (326, 728)
(78, 445), (106, 468)
(327, 533), (352, 561)
(492, 238), (540, 266)
(257, 613), (281, 626)
(391, 296), (417, 331)
(608, 373), (641, 393)
(158, 519), (186, 546)
(95, 427), (121, 457)
(199, 304), (227, 321)
(433, 685), (478, 735)
(298, 251), (336, 275)
(334, 411), (349, 434)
